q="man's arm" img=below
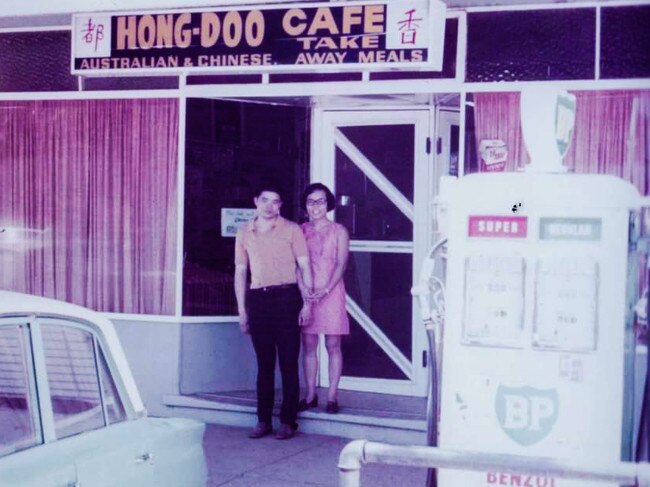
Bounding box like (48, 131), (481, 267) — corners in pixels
(296, 256), (313, 293)
(234, 264), (249, 334)
(296, 256), (314, 326)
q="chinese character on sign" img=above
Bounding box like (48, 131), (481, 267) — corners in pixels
(398, 9), (423, 45)
(80, 18), (104, 53)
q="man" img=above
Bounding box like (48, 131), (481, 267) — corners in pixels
(234, 183), (313, 440)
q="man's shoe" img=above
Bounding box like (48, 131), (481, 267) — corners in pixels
(297, 396), (318, 412)
(274, 423), (296, 440)
(248, 422), (273, 439)
(325, 401), (339, 414)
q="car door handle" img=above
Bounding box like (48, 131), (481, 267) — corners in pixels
(135, 452), (153, 464)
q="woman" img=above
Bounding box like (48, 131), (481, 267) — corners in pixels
(297, 183), (350, 414)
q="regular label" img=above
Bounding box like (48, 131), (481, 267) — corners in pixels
(539, 217), (601, 242)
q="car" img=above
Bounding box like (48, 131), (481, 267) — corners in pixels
(0, 291), (207, 487)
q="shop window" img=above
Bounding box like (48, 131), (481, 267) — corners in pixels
(0, 99), (178, 314)
(0, 31), (78, 92)
(601, 6), (650, 79)
(466, 9), (596, 82)
(182, 99), (310, 316)
(463, 90), (650, 198)
(0, 324), (42, 457)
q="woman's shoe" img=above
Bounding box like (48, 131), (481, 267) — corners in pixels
(297, 396), (318, 411)
(325, 401), (339, 414)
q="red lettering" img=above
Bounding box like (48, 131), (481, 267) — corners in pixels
(487, 472), (498, 484)
(523, 475), (533, 487)
(499, 473), (508, 485)
(510, 474), (522, 486)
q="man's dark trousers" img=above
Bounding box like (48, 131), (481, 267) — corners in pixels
(247, 284), (302, 426)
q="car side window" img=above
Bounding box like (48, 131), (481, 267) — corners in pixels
(97, 346), (127, 425)
(41, 324), (105, 439)
(0, 324), (42, 457)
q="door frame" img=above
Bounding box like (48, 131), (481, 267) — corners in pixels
(310, 107), (434, 397)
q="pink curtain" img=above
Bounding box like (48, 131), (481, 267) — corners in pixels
(473, 90), (650, 195)
(0, 99), (178, 314)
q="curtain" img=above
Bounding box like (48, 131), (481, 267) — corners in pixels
(0, 99), (178, 315)
(473, 90), (650, 196)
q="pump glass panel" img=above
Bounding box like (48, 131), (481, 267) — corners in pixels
(533, 256), (599, 351)
(463, 254), (525, 347)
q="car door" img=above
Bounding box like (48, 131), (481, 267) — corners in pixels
(0, 319), (78, 487)
(36, 319), (154, 487)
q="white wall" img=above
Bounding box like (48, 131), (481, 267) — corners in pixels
(111, 320), (182, 417)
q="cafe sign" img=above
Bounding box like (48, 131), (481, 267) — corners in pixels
(72, 0), (446, 74)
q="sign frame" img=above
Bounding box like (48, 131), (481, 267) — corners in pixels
(71, 0), (447, 76)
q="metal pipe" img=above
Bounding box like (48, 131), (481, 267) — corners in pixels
(411, 236), (448, 487)
(338, 441), (650, 487)
(424, 326), (438, 487)
(338, 440), (366, 487)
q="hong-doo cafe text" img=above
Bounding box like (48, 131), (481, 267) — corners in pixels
(1, 0), (649, 405)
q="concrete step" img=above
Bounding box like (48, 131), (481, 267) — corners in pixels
(163, 389), (428, 444)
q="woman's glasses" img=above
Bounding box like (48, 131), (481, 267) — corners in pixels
(306, 198), (327, 207)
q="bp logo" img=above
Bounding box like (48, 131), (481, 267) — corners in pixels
(495, 386), (558, 446)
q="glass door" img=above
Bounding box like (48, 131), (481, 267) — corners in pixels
(313, 109), (431, 396)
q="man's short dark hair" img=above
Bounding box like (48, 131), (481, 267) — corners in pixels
(301, 183), (336, 212)
(255, 181), (284, 200)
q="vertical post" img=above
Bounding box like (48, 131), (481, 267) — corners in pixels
(174, 76), (187, 318)
(425, 325), (438, 487)
(338, 440), (366, 487)
(339, 469), (361, 487)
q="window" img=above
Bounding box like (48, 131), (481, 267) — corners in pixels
(601, 6), (650, 79)
(41, 324), (105, 439)
(97, 346), (126, 425)
(0, 324), (42, 457)
(466, 9), (596, 82)
(182, 99), (310, 315)
(463, 89), (650, 198)
(0, 31), (78, 92)
(0, 99), (179, 314)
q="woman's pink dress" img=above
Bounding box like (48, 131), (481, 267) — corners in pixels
(301, 221), (350, 336)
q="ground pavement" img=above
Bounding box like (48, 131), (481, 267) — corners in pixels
(203, 423), (428, 486)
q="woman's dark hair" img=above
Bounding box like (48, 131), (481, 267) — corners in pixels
(301, 183), (336, 212)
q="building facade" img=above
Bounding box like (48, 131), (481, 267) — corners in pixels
(1, 0), (648, 431)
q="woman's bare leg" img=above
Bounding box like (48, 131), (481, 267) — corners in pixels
(325, 335), (343, 402)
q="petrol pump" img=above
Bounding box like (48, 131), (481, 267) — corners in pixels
(415, 86), (648, 487)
